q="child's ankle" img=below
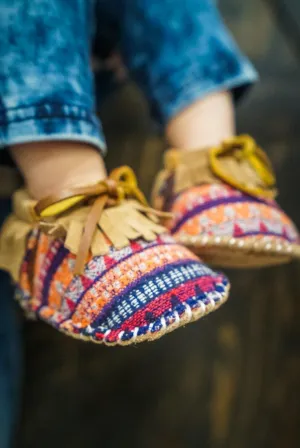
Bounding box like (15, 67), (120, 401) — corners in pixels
(10, 142), (107, 199)
(165, 91), (235, 150)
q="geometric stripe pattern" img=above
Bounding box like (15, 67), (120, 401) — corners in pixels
(168, 183), (299, 245)
(15, 230), (229, 345)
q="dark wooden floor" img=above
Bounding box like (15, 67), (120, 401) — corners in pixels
(17, 2), (300, 447)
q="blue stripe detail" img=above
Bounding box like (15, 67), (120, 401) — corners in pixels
(64, 240), (176, 321)
(91, 257), (197, 326)
(92, 261), (219, 332)
(39, 245), (68, 309)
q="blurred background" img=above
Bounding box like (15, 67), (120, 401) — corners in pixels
(15, 1), (300, 447)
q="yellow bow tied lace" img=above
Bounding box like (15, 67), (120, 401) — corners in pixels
(33, 166), (161, 274)
(209, 135), (277, 199)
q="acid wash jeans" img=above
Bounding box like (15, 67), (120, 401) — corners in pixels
(0, 0), (257, 446)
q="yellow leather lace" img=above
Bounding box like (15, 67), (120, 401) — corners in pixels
(33, 166), (151, 273)
(34, 166), (148, 219)
(209, 135), (277, 199)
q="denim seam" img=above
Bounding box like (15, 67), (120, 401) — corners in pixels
(0, 103), (98, 126)
(0, 101), (94, 112)
(0, 113), (98, 126)
(0, 104), (107, 153)
(152, 69), (258, 124)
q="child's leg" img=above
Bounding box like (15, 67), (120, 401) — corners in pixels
(165, 91), (235, 150)
(10, 142), (106, 199)
(0, 0), (230, 346)
(119, 0), (257, 145)
(1, 1), (106, 199)
(118, 0), (300, 267)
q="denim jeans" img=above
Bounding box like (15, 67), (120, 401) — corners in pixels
(0, 0), (257, 154)
(0, 1), (257, 445)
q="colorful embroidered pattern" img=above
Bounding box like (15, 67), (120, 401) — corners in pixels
(152, 137), (300, 266)
(159, 181), (300, 265)
(170, 184), (298, 239)
(16, 231), (229, 345)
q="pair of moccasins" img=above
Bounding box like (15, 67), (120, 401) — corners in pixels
(0, 136), (299, 346)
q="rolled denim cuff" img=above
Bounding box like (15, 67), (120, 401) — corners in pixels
(152, 60), (258, 125)
(122, 0), (258, 126)
(0, 103), (107, 154)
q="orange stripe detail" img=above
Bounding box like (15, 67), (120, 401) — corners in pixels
(71, 244), (198, 327)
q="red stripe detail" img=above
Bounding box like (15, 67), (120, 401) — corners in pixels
(118, 275), (221, 331)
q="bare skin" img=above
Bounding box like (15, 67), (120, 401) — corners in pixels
(10, 142), (107, 199)
(10, 91), (234, 199)
(166, 91), (235, 150)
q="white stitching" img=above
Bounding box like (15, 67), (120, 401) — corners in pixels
(174, 310), (180, 324)
(199, 301), (206, 313)
(103, 329), (111, 342)
(184, 303), (192, 321)
(160, 316), (167, 330)
(118, 330), (124, 341)
(132, 327), (139, 341)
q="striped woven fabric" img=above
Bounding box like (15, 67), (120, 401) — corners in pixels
(152, 138), (300, 267)
(170, 183), (299, 242)
(156, 180), (300, 267)
(16, 230), (229, 345)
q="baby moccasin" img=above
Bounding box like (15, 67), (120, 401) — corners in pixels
(152, 135), (300, 268)
(0, 166), (229, 345)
